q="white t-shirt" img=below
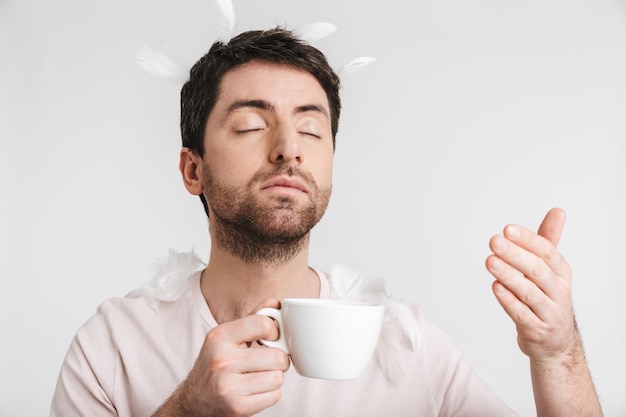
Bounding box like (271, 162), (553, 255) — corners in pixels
(51, 269), (519, 417)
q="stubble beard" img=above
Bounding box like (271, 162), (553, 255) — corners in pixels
(202, 164), (331, 267)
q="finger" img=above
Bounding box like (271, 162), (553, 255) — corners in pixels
(242, 389), (282, 415)
(217, 372), (283, 416)
(486, 254), (553, 320)
(502, 224), (572, 282)
(235, 344), (290, 374)
(239, 384), (283, 416)
(242, 315), (281, 345)
(491, 280), (542, 329)
(537, 207), (566, 247)
(489, 234), (562, 303)
(237, 370), (285, 396)
(250, 298), (282, 343)
(207, 330), (290, 375)
(208, 315), (281, 349)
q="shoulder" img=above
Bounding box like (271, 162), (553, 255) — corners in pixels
(53, 267), (206, 416)
(74, 268), (202, 348)
(91, 249), (208, 329)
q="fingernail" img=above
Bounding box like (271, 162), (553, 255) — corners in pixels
(494, 282), (507, 295)
(506, 225), (520, 240)
(493, 236), (507, 252)
(490, 258), (504, 272)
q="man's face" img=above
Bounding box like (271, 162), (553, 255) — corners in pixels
(200, 60), (334, 246)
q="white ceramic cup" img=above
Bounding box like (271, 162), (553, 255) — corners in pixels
(255, 298), (385, 380)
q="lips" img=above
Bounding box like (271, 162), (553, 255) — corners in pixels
(260, 176), (308, 194)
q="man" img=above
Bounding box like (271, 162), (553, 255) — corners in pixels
(51, 28), (602, 416)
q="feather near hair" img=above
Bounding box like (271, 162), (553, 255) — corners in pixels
(134, 46), (188, 84)
(295, 22), (337, 42)
(340, 56), (376, 76)
(215, 0), (236, 39)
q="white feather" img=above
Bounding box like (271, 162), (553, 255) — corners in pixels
(384, 298), (421, 351)
(215, 0), (236, 38)
(331, 262), (389, 302)
(127, 249), (206, 308)
(330, 262), (421, 383)
(377, 315), (409, 382)
(340, 56), (376, 76)
(295, 22), (337, 42)
(135, 46), (188, 83)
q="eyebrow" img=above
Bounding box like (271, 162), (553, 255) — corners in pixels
(220, 99), (330, 125)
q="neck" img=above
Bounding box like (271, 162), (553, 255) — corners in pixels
(200, 235), (320, 324)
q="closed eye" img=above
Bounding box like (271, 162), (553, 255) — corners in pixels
(234, 127), (264, 135)
(299, 131), (321, 139)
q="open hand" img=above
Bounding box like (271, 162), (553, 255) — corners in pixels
(486, 208), (579, 361)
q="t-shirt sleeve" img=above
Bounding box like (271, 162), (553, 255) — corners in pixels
(51, 306), (118, 417)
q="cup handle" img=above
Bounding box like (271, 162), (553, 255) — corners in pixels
(255, 307), (289, 354)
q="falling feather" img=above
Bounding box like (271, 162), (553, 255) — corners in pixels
(135, 46), (188, 83)
(340, 56), (376, 76)
(295, 22), (337, 42)
(215, 0), (236, 38)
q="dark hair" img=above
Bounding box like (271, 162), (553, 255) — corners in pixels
(180, 27), (342, 158)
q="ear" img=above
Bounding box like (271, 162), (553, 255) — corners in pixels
(179, 147), (204, 196)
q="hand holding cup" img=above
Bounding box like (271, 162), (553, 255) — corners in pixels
(256, 298), (385, 380)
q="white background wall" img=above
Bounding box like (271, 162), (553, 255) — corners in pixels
(1, 0), (625, 415)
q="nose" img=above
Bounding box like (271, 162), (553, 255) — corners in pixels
(269, 125), (302, 165)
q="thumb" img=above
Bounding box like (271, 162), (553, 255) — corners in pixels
(537, 207), (566, 247)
